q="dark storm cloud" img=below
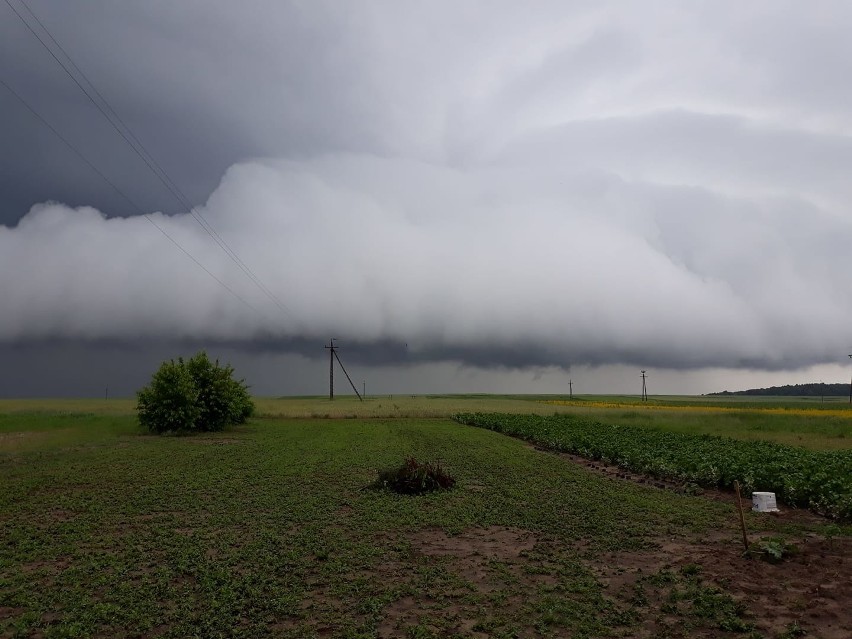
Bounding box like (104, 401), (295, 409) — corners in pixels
(2, 154), (849, 373)
(0, 0), (387, 223)
(2, 0), (852, 386)
(0, 339), (315, 398)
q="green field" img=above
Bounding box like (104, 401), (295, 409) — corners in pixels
(1, 397), (850, 638)
(4, 394), (851, 445)
(260, 395), (852, 451)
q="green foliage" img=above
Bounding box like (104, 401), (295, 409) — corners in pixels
(745, 537), (798, 563)
(779, 621), (807, 638)
(454, 412), (852, 521)
(824, 523), (842, 549)
(136, 351), (254, 433)
(374, 457), (456, 494)
(637, 566), (754, 634)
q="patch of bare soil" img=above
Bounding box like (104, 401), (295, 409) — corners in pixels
(592, 532), (850, 639)
(408, 525), (537, 561)
(377, 526), (546, 638)
(369, 524), (849, 639)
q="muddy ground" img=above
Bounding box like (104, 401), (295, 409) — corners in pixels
(373, 450), (850, 639)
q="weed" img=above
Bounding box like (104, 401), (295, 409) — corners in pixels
(745, 537), (798, 563)
(824, 524), (841, 550)
(680, 563), (701, 577)
(682, 482), (704, 496)
(374, 457), (456, 495)
(779, 621), (807, 638)
(638, 567), (754, 634)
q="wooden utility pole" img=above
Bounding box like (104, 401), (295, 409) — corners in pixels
(325, 338), (336, 400)
(641, 370), (648, 401)
(323, 338), (363, 401)
(569, 379), (573, 399)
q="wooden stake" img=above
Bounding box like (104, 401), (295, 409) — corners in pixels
(734, 480), (750, 551)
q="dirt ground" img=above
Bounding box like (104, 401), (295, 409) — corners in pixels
(373, 450), (850, 639)
(377, 525), (849, 639)
(560, 449), (850, 638)
(598, 530), (850, 639)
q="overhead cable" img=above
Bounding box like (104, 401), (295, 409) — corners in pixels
(5, 0), (293, 317)
(0, 77), (262, 316)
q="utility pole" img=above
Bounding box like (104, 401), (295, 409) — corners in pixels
(323, 338), (364, 402)
(569, 379), (573, 399)
(641, 370), (648, 402)
(325, 338), (337, 400)
(848, 354), (851, 405)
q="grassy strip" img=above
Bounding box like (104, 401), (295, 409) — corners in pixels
(454, 412), (852, 521)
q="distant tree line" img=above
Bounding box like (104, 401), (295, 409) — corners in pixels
(707, 383), (849, 396)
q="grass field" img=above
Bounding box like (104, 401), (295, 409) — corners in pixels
(1, 397), (850, 638)
(5, 394), (850, 451)
(253, 395), (852, 451)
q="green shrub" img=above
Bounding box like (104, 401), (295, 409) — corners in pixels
(375, 457), (456, 494)
(137, 351), (254, 434)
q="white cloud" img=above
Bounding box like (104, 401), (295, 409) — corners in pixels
(3, 1), (852, 379)
(2, 152), (850, 370)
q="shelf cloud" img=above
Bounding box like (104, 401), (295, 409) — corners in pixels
(3, 152), (850, 371)
(2, 1), (852, 391)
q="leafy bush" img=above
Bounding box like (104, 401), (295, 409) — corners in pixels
(374, 457), (456, 494)
(137, 351), (254, 434)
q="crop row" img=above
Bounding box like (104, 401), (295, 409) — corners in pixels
(454, 412), (852, 521)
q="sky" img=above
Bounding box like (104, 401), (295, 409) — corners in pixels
(2, 0), (852, 397)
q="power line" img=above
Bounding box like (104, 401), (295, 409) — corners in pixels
(9, 0), (284, 311)
(0, 77), (261, 315)
(5, 0), (292, 317)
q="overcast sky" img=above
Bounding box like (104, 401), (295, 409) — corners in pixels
(2, 1), (852, 397)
